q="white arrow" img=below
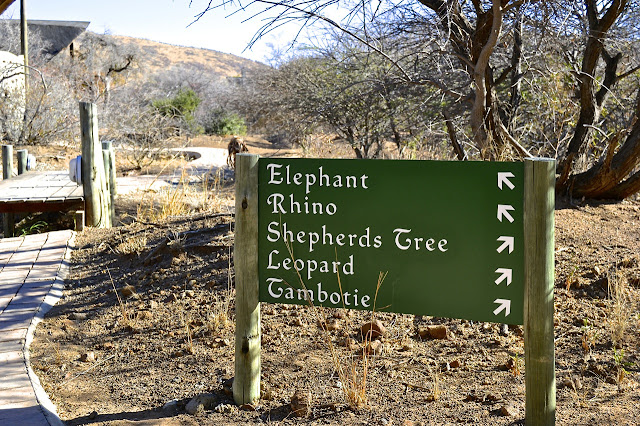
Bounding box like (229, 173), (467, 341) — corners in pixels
(496, 236), (514, 254)
(498, 172), (515, 190)
(493, 299), (511, 317)
(497, 205), (515, 223)
(494, 268), (512, 286)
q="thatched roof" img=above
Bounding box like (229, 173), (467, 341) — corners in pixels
(3, 19), (90, 58)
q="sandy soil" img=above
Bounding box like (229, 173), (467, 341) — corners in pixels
(27, 139), (640, 425)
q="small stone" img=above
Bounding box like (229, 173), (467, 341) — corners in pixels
(449, 359), (461, 369)
(360, 319), (387, 339)
(186, 393), (217, 415)
(214, 403), (236, 413)
(88, 410), (98, 420)
(137, 310), (153, 320)
(558, 378), (574, 390)
(499, 405), (516, 417)
(240, 403), (257, 411)
(418, 325), (448, 340)
(118, 285), (136, 298)
(163, 293), (177, 304)
(80, 352), (96, 363)
(364, 340), (383, 356)
(185, 290), (195, 298)
(68, 312), (87, 320)
(333, 310), (346, 319)
(222, 377), (234, 396)
(188, 279), (197, 286)
(342, 337), (359, 351)
(261, 384), (273, 401)
(574, 377), (582, 390)
(325, 319), (340, 331)
(400, 342), (414, 351)
(290, 389), (310, 417)
(162, 399), (179, 413)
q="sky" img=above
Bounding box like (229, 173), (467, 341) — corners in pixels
(0, 0), (309, 63)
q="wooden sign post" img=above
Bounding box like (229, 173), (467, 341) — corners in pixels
(524, 158), (556, 425)
(233, 154), (261, 405)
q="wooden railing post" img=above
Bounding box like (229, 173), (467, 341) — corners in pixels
(17, 149), (27, 175)
(524, 158), (556, 425)
(80, 102), (111, 228)
(233, 153), (261, 405)
(2, 145), (15, 237)
(102, 140), (117, 225)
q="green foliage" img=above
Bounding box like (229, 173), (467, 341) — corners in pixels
(152, 88), (201, 128)
(203, 108), (247, 136)
(18, 220), (48, 236)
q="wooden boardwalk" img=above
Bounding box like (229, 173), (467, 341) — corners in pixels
(0, 171), (84, 214)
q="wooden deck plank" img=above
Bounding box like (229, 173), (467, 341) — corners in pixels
(0, 171), (84, 214)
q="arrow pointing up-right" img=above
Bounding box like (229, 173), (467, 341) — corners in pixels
(493, 299), (511, 317)
(498, 172), (515, 190)
(496, 236), (514, 254)
(495, 268), (513, 286)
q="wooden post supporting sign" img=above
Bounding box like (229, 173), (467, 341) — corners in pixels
(233, 153), (261, 405)
(524, 158), (556, 425)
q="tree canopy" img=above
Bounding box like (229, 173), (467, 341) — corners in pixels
(196, 0), (640, 199)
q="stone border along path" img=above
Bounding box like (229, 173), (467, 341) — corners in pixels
(0, 230), (73, 426)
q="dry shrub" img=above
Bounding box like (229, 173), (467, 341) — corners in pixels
(114, 235), (148, 255)
(607, 270), (632, 349)
(137, 168), (229, 223)
(283, 237), (386, 410)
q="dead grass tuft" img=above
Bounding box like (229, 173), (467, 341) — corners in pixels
(607, 269), (632, 349)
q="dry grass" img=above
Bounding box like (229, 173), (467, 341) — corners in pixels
(282, 238), (386, 411)
(136, 168), (231, 223)
(607, 269), (632, 349)
(114, 234), (148, 255)
(106, 267), (135, 329)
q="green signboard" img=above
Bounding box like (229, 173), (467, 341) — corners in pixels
(258, 159), (524, 325)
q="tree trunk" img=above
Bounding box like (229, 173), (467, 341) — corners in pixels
(564, 92), (640, 199)
(557, 0), (628, 190)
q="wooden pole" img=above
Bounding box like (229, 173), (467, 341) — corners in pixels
(2, 145), (15, 237)
(233, 153), (261, 406)
(1, 145), (12, 180)
(17, 149), (27, 175)
(102, 140), (117, 224)
(20, 0), (28, 144)
(524, 158), (556, 425)
(20, 0), (28, 83)
(80, 102), (111, 228)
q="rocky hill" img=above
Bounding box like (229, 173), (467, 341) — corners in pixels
(107, 34), (267, 79)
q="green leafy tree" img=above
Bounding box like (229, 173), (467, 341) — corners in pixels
(203, 108), (247, 135)
(152, 88), (202, 133)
